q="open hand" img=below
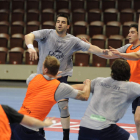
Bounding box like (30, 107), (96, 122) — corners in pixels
(44, 117), (56, 127)
(28, 48), (38, 61)
(109, 46), (121, 56)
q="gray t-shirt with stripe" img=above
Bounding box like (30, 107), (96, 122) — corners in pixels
(32, 29), (90, 76)
(80, 77), (140, 130)
(26, 73), (78, 101)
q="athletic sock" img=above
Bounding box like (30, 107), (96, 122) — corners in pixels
(63, 129), (70, 140)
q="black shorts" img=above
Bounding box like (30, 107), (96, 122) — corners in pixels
(11, 123), (46, 140)
(78, 124), (130, 140)
(132, 96), (140, 114)
(57, 76), (68, 101)
(57, 76), (68, 83)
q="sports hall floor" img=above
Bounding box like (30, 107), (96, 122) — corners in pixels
(0, 81), (138, 140)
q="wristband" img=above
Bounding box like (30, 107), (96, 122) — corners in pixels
(27, 44), (35, 50)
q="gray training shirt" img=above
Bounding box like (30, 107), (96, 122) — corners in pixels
(32, 29), (90, 76)
(26, 73), (79, 101)
(80, 77), (140, 130)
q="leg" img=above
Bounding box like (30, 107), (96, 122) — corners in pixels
(57, 76), (70, 140)
(58, 99), (70, 140)
(132, 97), (140, 140)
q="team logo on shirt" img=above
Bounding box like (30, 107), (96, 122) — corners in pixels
(44, 118), (137, 134)
(48, 50), (64, 60)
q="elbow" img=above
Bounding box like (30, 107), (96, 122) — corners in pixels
(24, 34), (28, 40)
(25, 34), (34, 41)
(85, 96), (89, 101)
(82, 96), (89, 101)
(25, 34), (29, 38)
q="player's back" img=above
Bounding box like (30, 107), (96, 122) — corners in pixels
(80, 77), (140, 130)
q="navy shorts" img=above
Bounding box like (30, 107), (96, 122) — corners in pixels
(57, 76), (68, 100)
(57, 76), (68, 83)
(78, 124), (130, 140)
(132, 96), (140, 114)
(11, 123), (45, 140)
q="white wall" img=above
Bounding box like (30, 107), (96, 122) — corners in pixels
(0, 65), (111, 82)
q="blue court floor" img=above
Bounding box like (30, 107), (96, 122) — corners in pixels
(0, 87), (138, 140)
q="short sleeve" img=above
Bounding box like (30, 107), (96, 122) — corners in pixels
(129, 82), (140, 99)
(117, 44), (131, 53)
(26, 73), (38, 85)
(55, 83), (79, 101)
(90, 79), (97, 93)
(31, 29), (52, 41)
(1, 105), (24, 124)
(74, 38), (90, 52)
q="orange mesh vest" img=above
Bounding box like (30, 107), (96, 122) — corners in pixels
(126, 44), (140, 84)
(19, 74), (60, 121)
(0, 105), (11, 140)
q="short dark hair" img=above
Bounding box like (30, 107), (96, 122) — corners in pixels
(56, 13), (70, 25)
(111, 59), (130, 81)
(43, 56), (60, 76)
(129, 24), (138, 32)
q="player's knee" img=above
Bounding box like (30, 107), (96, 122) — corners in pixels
(128, 134), (135, 140)
(58, 100), (70, 118)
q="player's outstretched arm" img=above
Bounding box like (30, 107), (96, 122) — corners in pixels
(25, 33), (38, 61)
(81, 37), (119, 59)
(110, 47), (140, 60)
(71, 84), (84, 91)
(20, 115), (55, 129)
(88, 44), (106, 55)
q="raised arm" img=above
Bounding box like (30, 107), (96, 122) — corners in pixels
(74, 79), (91, 101)
(25, 33), (38, 61)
